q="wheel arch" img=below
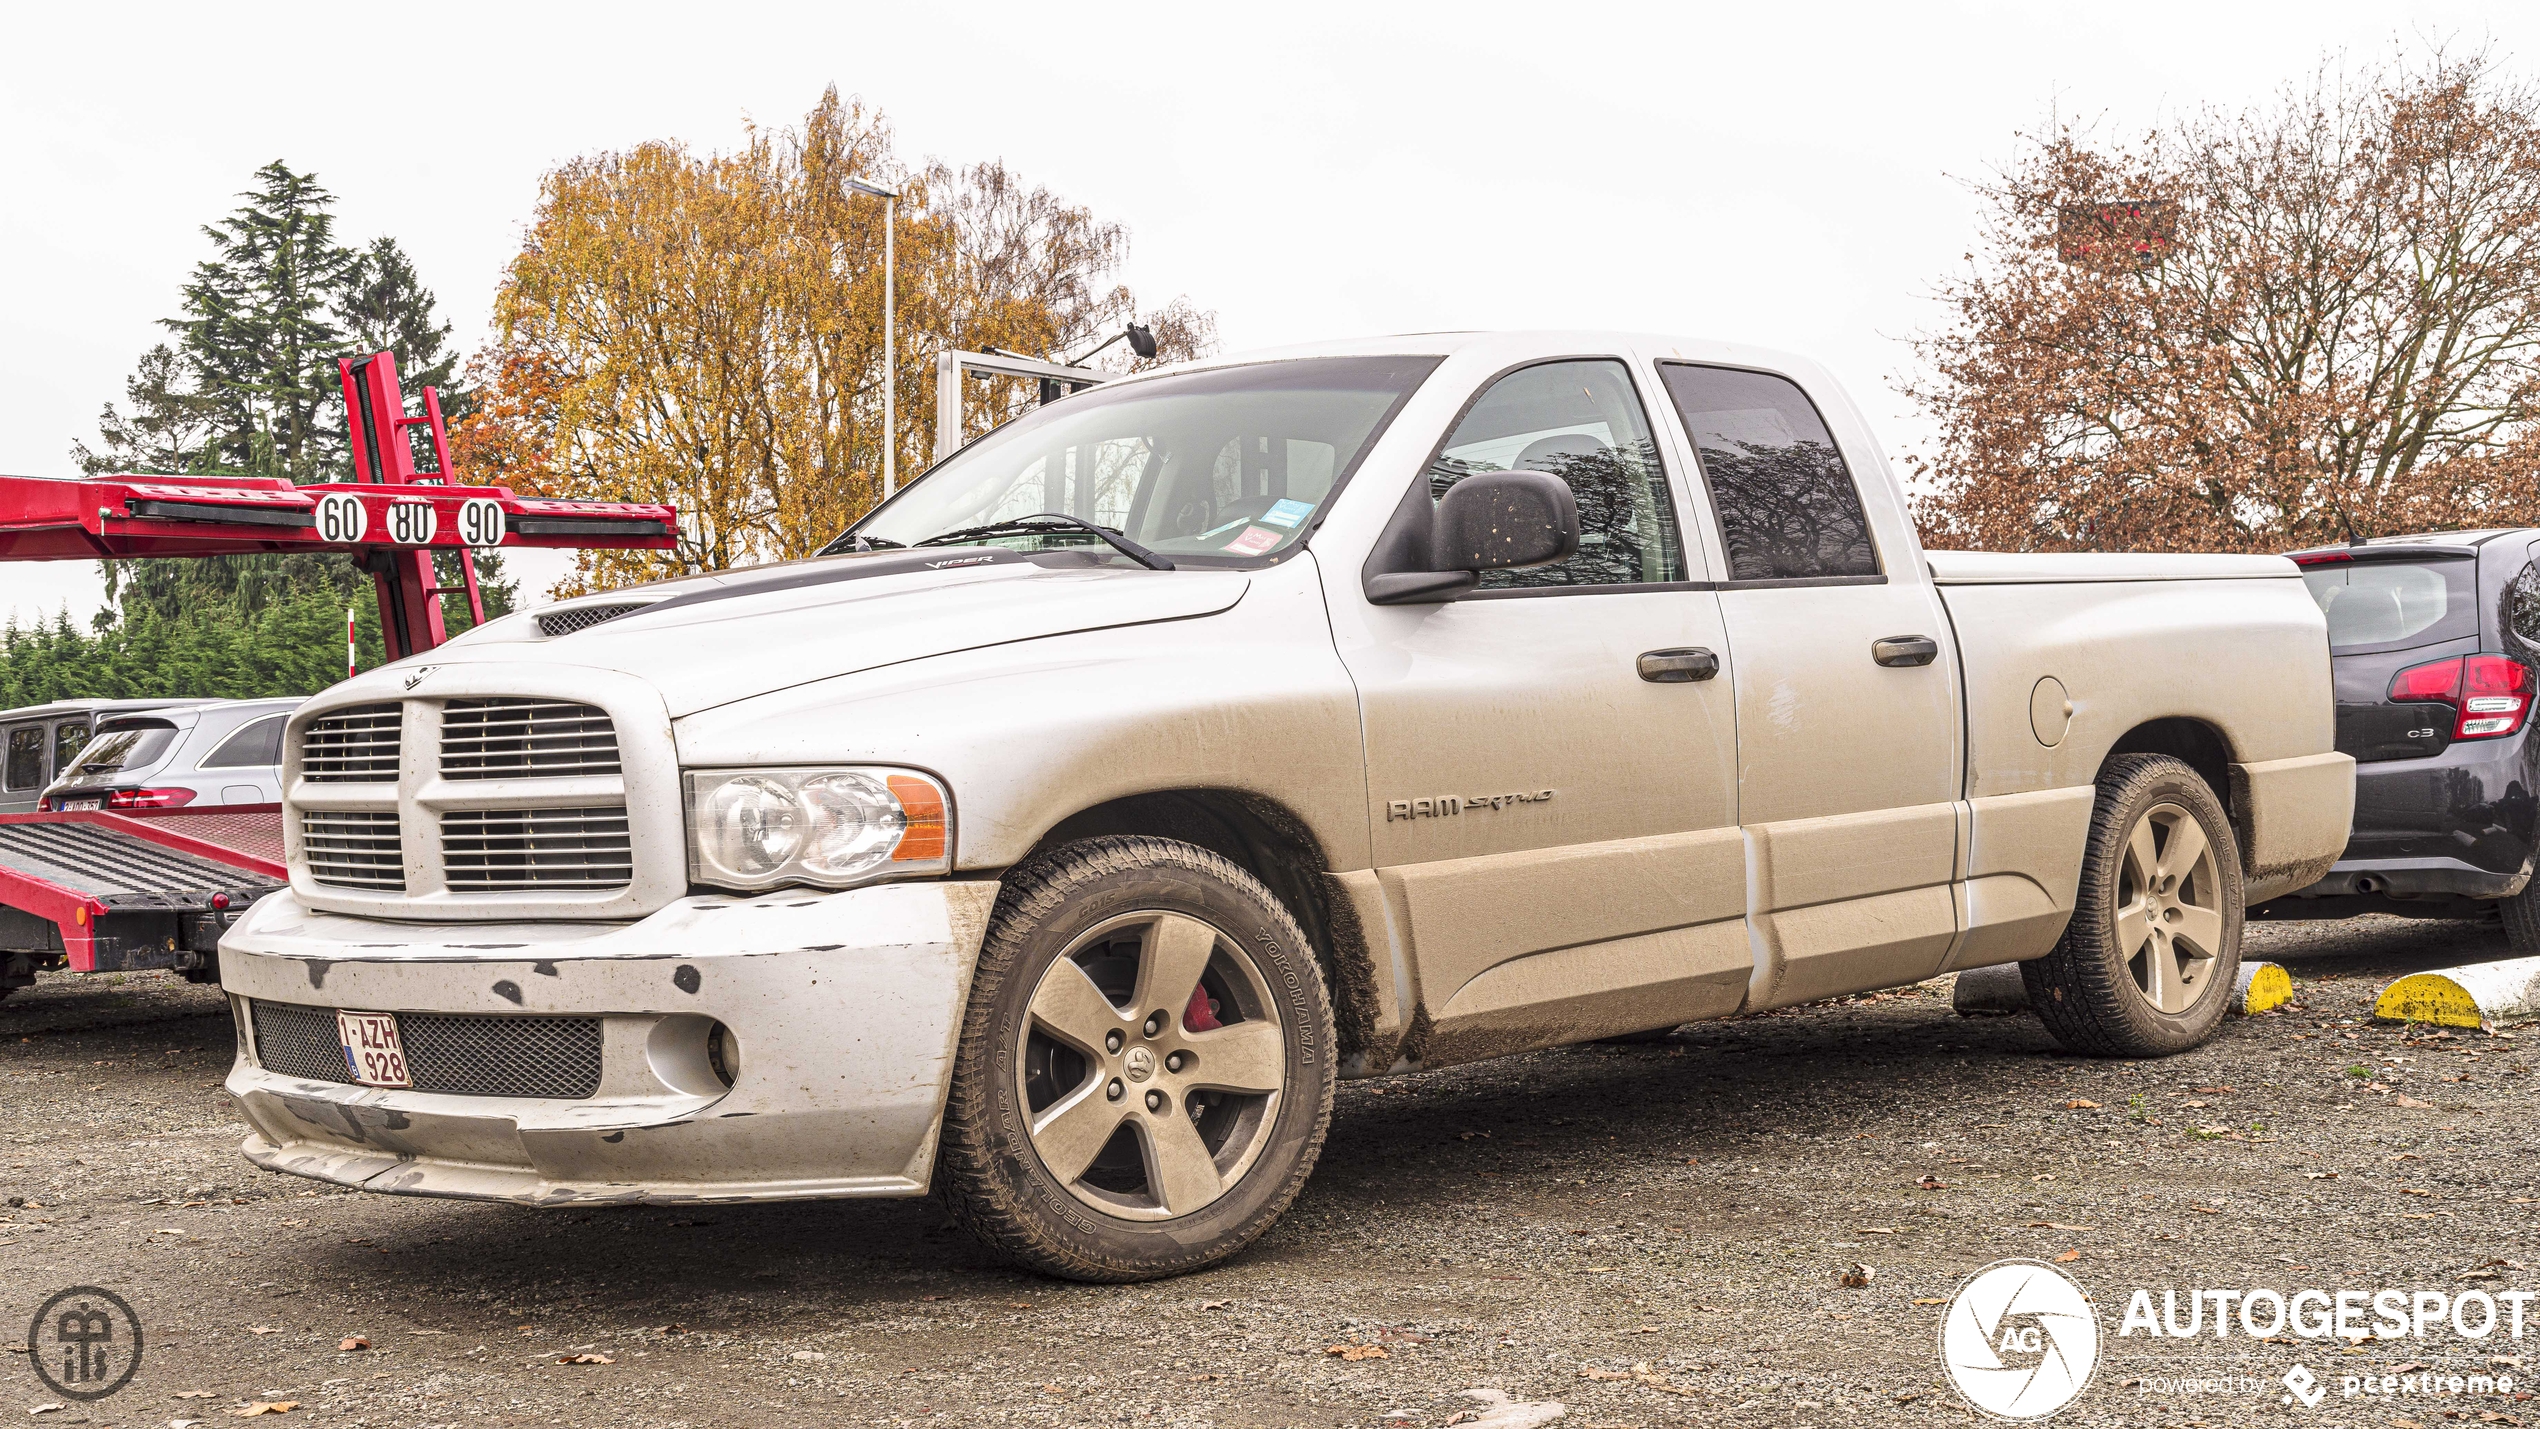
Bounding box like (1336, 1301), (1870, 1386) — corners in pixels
(2099, 717), (2237, 817)
(1015, 789), (1382, 1066)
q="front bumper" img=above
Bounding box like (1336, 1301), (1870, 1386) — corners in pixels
(220, 880), (998, 1205)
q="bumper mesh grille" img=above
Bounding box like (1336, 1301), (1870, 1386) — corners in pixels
(301, 704), (401, 782)
(440, 699), (621, 780)
(249, 1000), (604, 1098)
(302, 810), (403, 890)
(441, 807), (632, 891)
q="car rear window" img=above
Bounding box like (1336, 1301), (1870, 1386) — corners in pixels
(2302, 557), (2477, 652)
(69, 718), (179, 777)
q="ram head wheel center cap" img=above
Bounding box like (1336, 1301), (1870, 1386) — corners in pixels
(1123, 1046), (1156, 1083)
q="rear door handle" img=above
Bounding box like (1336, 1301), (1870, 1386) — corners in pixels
(1873, 635), (1940, 668)
(1637, 647), (1720, 683)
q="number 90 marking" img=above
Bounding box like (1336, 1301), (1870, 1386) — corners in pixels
(314, 492), (368, 544)
(457, 498), (506, 549)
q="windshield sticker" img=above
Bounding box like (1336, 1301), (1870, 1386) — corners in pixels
(1224, 526), (1281, 555)
(1260, 498), (1315, 529)
(1198, 516), (1251, 540)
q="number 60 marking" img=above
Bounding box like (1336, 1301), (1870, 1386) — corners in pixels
(457, 498), (506, 549)
(313, 492), (368, 544)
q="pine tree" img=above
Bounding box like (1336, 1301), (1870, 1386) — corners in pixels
(166, 161), (355, 483)
(337, 236), (469, 427)
(69, 345), (219, 476)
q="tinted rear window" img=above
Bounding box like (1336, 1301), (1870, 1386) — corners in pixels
(69, 719), (179, 777)
(2302, 558), (2477, 652)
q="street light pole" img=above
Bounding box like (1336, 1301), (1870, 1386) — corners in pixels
(845, 176), (902, 499)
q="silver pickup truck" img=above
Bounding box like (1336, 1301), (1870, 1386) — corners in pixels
(220, 331), (2354, 1280)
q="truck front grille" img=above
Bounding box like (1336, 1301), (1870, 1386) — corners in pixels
(301, 704), (401, 782)
(440, 699), (621, 780)
(441, 807), (633, 891)
(302, 811), (404, 890)
(249, 1000), (603, 1099)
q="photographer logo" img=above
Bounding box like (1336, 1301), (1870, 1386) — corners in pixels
(1940, 1259), (2101, 1421)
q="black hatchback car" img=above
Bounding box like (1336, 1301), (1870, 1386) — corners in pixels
(2261, 530), (2540, 945)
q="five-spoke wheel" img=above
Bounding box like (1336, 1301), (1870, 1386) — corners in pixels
(938, 836), (1335, 1281)
(2024, 754), (2245, 1057)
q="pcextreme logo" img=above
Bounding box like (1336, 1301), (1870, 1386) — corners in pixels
(1939, 1258), (2102, 1421)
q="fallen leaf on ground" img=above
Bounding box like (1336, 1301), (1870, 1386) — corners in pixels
(1325, 1344), (1387, 1361)
(228, 1404), (298, 1418)
(246, 1326), (283, 1336)
(28, 1407), (64, 1418)
(555, 1353), (613, 1364)
(1917, 1176), (1948, 1190)
(2026, 1221), (2094, 1231)
(2307, 1172), (2338, 1180)
(1913, 1297), (1947, 1305)
(338, 1336), (369, 1352)
(2054, 1249), (2083, 1263)
(1857, 1227), (1897, 1234)
(1837, 1263), (1875, 1287)
(175, 1391), (216, 1398)
(2394, 1094), (2436, 1109)
(2191, 1205), (2222, 1215)
(2400, 1188), (2434, 1197)
(2065, 1098), (2100, 1109)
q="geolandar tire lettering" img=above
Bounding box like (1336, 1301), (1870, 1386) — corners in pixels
(937, 835), (1336, 1282)
(2022, 753), (2244, 1057)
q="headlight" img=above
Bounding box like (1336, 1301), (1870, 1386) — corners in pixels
(683, 767), (951, 891)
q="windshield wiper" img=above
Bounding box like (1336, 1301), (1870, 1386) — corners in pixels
(912, 514), (1175, 570)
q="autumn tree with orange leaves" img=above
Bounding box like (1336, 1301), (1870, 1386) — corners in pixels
(454, 88), (1214, 592)
(1907, 52), (2540, 554)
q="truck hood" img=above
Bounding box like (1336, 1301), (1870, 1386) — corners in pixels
(409, 549), (1252, 716)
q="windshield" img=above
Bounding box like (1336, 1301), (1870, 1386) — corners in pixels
(842, 356), (1442, 565)
(64, 719), (180, 780)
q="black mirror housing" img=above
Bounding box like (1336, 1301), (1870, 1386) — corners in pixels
(1435, 470), (1580, 572)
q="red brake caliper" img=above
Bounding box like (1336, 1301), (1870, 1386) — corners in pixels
(1183, 985), (1222, 1032)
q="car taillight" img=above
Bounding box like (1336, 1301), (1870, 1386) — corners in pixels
(2387, 654), (2534, 740)
(103, 787), (197, 810)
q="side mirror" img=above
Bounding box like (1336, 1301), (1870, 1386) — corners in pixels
(1435, 469), (1580, 571)
(1363, 469), (1581, 604)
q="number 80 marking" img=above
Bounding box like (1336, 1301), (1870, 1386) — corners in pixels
(385, 500), (437, 545)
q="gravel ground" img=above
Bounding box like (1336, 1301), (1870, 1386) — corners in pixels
(6, 914), (2538, 1428)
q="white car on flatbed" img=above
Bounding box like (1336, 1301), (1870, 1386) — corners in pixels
(221, 331), (2354, 1280)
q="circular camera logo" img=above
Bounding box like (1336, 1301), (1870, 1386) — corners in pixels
(1939, 1259), (2100, 1421)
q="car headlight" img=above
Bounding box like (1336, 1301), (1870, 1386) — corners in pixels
(683, 767), (951, 891)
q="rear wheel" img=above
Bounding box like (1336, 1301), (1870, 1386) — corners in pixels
(2024, 755), (2243, 1057)
(938, 836), (1335, 1281)
(2500, 887), (2540, 954)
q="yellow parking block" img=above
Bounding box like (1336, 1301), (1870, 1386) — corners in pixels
(2373, 955), (2540, 1030)
(2236, 961), (2293, 1015)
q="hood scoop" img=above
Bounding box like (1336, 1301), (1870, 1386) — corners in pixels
(537, 601), (653, 637)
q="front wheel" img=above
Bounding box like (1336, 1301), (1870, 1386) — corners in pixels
(2024, 754), (2244, 1057)
(938, 836), (1336, 1281)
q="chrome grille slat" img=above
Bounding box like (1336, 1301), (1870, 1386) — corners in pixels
(301, 704), (401, 782)
(440, 699), (622, 781)
(301, 810), (403, 890)
(249, 1000), (602, 1098)
(441, 807), (632, 891)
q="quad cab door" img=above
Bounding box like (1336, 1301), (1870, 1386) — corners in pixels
(1650, 357), (1966, 1009)
(1331, 356), (1749, 1065)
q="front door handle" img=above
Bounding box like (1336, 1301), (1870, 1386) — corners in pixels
(1638, 647), (1720, 683)
(1873, 635), (1940, 668)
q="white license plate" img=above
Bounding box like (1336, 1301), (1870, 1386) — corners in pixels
(62, 798), (100, 811)
(337, 1011), (412, 1088)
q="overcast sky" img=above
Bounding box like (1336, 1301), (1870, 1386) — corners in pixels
(2, 0), (2528, 624)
